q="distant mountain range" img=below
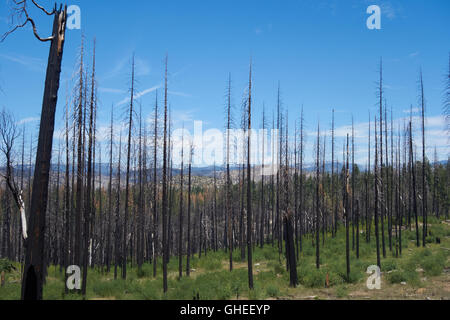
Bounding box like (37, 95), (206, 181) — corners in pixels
(1, 159), (447, 179)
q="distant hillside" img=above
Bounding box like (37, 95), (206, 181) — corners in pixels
(0, 159), (447, 182)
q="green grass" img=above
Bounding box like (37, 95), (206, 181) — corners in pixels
(0, 219), (449, 300)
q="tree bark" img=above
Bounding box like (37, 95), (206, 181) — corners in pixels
(21, 7), (66, 300)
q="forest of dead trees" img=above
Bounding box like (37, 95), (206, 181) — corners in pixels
(1, 21), (450, 298)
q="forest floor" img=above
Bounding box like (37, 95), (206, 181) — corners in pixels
(1, 218), (449, 300)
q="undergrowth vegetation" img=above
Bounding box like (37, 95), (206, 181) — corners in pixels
(0, 220), (448, 300)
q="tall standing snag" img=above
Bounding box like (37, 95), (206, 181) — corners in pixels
(123, 55), (135, 279)
(246, 61), (254, 290)
(2, 3), (68, 300)
(162, 55), (169, 292)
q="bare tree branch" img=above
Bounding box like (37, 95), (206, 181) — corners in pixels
(0, 109), (28, 240)
(1, 0), (55, 42)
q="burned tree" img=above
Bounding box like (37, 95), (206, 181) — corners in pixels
(246, 62), (254, 290)
(123, 55), (136, 280)
(2, 1), (67, 300)
(0, 110), (27, 243)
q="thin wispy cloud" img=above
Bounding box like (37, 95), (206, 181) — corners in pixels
(171, 109), (196, 125)
(403, 107), (420, 114)
(380, 1), (396, 20)
(100, 55), (150, 81)
(301, 115), (448, 164)
(135, 57), (151, 76)
(100, 57), (128, 81)
(115, 85), (161, 107)
(17, 117), (39, 125)
(168, 90), (192, 98)
(114, 64), (189, 107)
(98, 87), (126, 94)
(0, 53), (45, 72)
(409, 52), (420, 58)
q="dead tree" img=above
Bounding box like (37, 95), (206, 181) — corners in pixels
(123, 55), (135, 279)
(137, 104), (144, 272)
(331, 109), (336, 238)
(283, 112), (298, 287)
(0, 110), (27, 243)
(299, 106), (304, 252)
(63, 98), (70, 292)
(114, 133), (122, 280)
(344, 134), (350, 279)
(105, 106), (114, 272)
(152, 92), (159, 278)
(366, 112), (371, 242)
(178, 129), (184, 279)
(225, 74), (233, 271)
(162, 55), (169, 293)
(315, 123), (320, 269)
(378, 59), (386, 259)
(260, 104), (267, 249)
(74, 37), (85, 277)
(409, 121), (420, 247)
(1, 1), (67, 300)
(419, 70), (427, 246)
(444, 53), (450, 137)
(82, 41), (96, 295)
(246, 62), (254, 290)
(186, 143), (193, 276)
(374, 117), (381, 268)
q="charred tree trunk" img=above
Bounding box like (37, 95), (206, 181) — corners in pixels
(162, 55), (169, 292)
(22, 7), (67, 300)
(246, 63), (254, 290)
(122, 55), (135, 279)
(315, 123), (320, 269)
(374, 117), (381, 268)
(419, 71), (427, 247)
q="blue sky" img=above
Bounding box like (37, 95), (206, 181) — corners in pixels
(0, 0), (449, 165)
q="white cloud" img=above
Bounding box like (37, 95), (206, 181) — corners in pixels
(135, 57), (151, 77)
(0, 53), (45, 72)
(168, 91), (191, 98)
(171, 109), (196, 125)
(115, 85), (161, 107)
(403, 107), (420, 114)
(17, 117), (39, 125)
(316, 115), (449, 165)
(100, 55), (150, 81)
(380, 2), (396, 20)
(98, 87), (126, 94)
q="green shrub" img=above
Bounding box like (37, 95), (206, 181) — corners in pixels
(387, 270), (408, 284)
(0, 259), (16, 273)
(335, 285), (348, 298)
(266, 285), (279, 297)
(387, 270), (419, 285)
(203, 259), (222, 271)
(299, 268), (326, 288)
(421, 252), (446, 277)
(92, 279), (127, 298)
(0, 282), (21, 300)
(137, 266), (151, 278)
(381, 259), (397, 272)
